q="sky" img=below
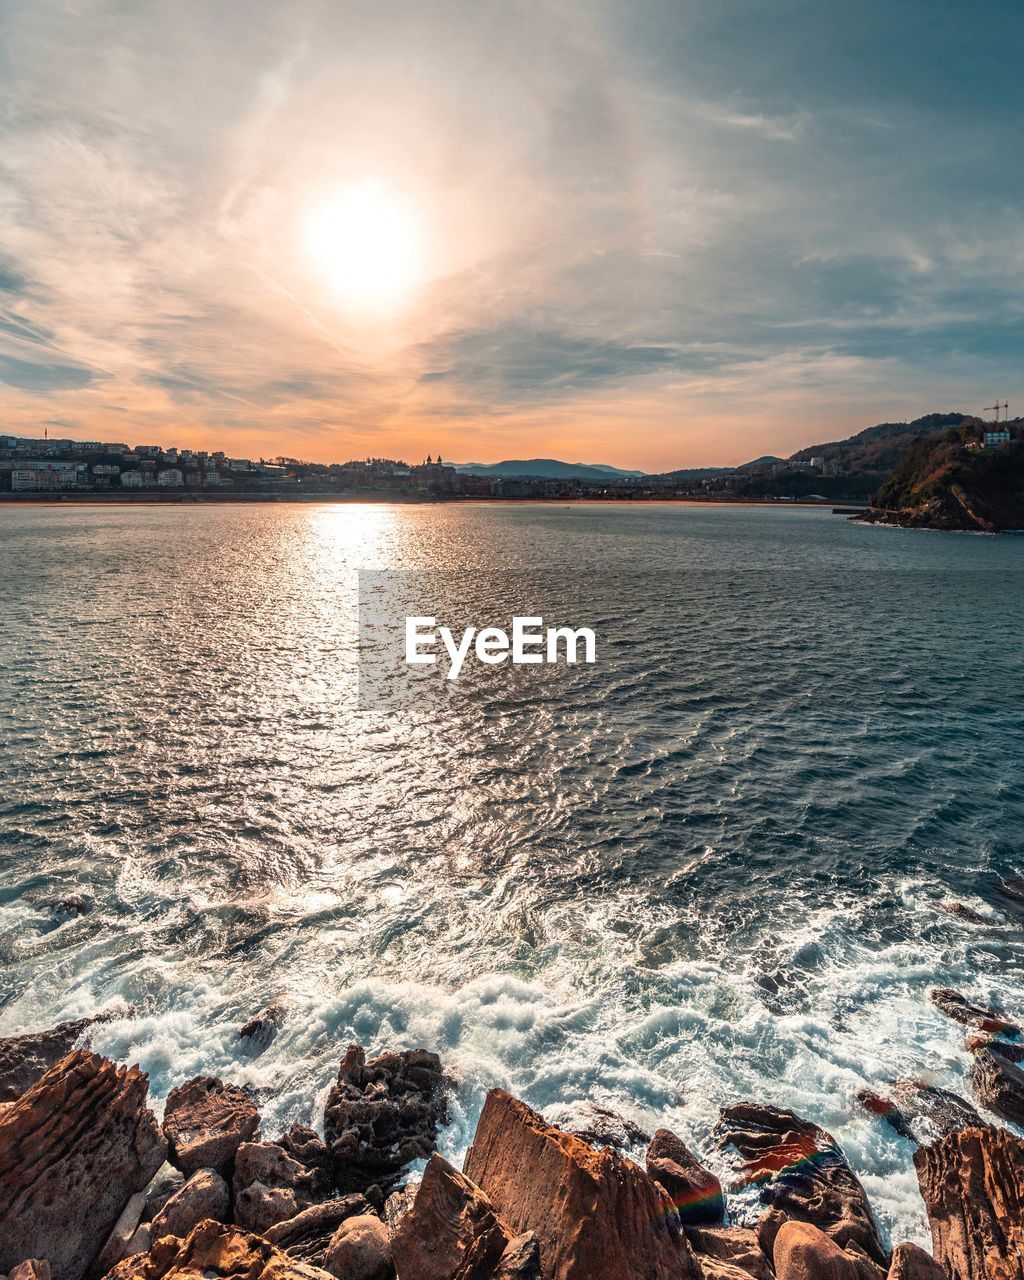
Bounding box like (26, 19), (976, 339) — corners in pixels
(0, 0), (1022, 471)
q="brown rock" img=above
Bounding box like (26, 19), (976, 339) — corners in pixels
(162, 1076), (259, 1178)
(323, 1045), (449, 1196)
(96, 1218), (334, 1280)
(151, 1168), (229, 1240)
(263, 1196), (373, 1266)
(716, 1102), (886, 1267)
(929, 989), (1020, 1036)
(382, 1183), (418, 1238)
(0, 1050), (166, 1280)
(233, 1128), (332, 1234)
(323, 1215), (394, 1280)
(391, 1153), (513, 1280)
(646, 1128), (725, 1226)
(10, 1265), (52, 1280)
(0, 1015), (115, 1102)
(970, 1049), (1024, 1127)
(914, 1125), (1024, 1280)
(887, 1243), (948, 1280)
(938, 903), (991, 925)
(686, 1226), (772, 1280)
(773, 1221), (885, 1280)
(92, 1193), (147, 1277)
(464, 1088), (695, 1280)
(856, 1081), (980, 1146)
(493, 1234), (541, 1280)
(695, 1261), (767, 1280)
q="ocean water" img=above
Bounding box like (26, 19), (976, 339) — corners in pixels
(2, 501), (1023, 1246)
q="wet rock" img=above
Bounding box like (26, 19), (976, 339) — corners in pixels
(966, 1036), (1024, 1063)
(970, 1048), (1024, 1127)
(263, 1196), (373, 1266)
(162, 1075), (259, 1178)
(391, 1153), (513, 1280)
(645, 1128), (725, 1226)
(151, 1168), (229, 1240)
(755, 968), (811, 1016)
(886, 1243), (948, 1280)
(0, 1050), (166, 1280)
(233, 1129), (333, 1234)
(938, 903), (990, 925)
(0, 1014), (119, 1102)
(856, 1080), (980, 1145)
(995, 875), (1024, 904)
(97, 1218), (335, 1280)
(323, 1044), (450, 1196)
(238, 999), (288, 1052)
(323, 1215), (394, 1280)
(92, 1193), (148, 1277)
(914, 1125), (1024, 1280)
(494, 1234), (541, 1280)
(929, 988), (1020, 1036)
(463, 1087), (695, 1280)
(141, 1163), (186, 1223)
(716, 1102), (887, 1268)
(685, 1227), (772, 1280)
(545, 1101), (650, 1152)
(772, 1221), (884, 1280)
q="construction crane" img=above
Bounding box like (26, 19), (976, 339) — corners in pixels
(984, 401), (1003, 422)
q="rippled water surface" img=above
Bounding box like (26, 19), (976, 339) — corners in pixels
(2, 502), (1023, 1244)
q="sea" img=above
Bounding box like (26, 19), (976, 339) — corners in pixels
(2, 501), (1023, 1246)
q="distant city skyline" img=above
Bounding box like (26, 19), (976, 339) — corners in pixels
(1, 1), (1021, 470)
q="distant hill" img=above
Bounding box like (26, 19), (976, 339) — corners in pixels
(868, 421), (1024, 531)
(737, 455), (786, 470)
(790, 412), (971, 472)
(452, 458), (646, 481)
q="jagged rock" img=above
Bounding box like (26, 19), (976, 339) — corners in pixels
(323, 1215), (394, 1280)
(929, 989), (1020, 1036)
(966, 1037), (1024, 1063)
(92, 1193), (147, 1277)
(10, 1265), (52, 1280)
(914, 1125), (1024, 1280)
(151, 1168), (229, 1239)
(686, 1227), (772, 1280)
(141, 1164), (186, 1222)
(544, 1101), (650, 1152)
(856, 1080), (980, 1145)
(696, 1261), (768, 1280)
(391, 1153), (514, 1280)
(716, 1102), (886, 1267)
(323, 1045), (449, 1195)
(233, 1129), (333, 1234)
(995, 875), (1024, 904)
(773, 1221), (885, 1280)
(162, 1076), (259, 1178)
(238, 999), (288, 1051)
(646, 1127), (725, 1226)
(887, 1244), (948, 1279)
(494, 1234), (541, 1280)
(0, 1015), (115, 1102)
(0, 1050), (165, 1280)
(464, 1088), (695, 1280)
(970, 1049), (1024, 1127)
(264, 1196), (373, 1266)
(96, 1218), (335, 1280)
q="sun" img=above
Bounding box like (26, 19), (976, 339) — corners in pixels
(304, 180), (421, 312)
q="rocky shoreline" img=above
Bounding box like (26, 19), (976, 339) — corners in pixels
(1, 984), (1023, 1280)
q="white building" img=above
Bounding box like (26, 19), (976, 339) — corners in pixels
(157, 468), (184, 486)
(120, 471), (144, 487)
(984, 430), (1011, 449)
(12, 466), (80, 491)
